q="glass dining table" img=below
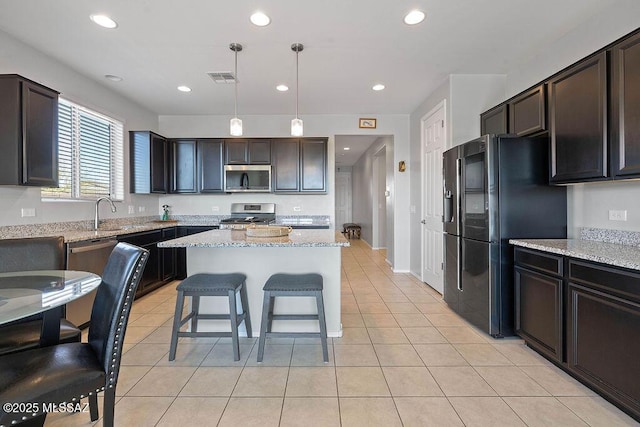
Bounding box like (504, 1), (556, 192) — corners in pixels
(0, 270), (101, 345)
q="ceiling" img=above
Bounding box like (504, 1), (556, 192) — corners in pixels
(0, 0), (621, 119)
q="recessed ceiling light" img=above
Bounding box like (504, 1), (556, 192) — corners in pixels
(90, 14), (118, 29)
(276, 84), (289, 92)
(372, 84), (385, 91)
(250, 12), (271, 27)
(344, 147), (351, 151)
(104, 74), (123, 82)
(177, 86), (192, 92)
(404, 10), (425, 25)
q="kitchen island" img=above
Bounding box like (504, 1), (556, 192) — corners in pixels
(158, 229), (349, 337)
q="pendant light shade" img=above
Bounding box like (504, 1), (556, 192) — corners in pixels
(230, 43), (243, 136)
(291, 43), (304, 136)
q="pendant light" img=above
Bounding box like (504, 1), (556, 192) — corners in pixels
(291, 43), (304, 137)
(229, 43), (243, 136)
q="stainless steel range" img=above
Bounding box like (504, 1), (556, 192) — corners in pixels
(219, 203), (276, 230)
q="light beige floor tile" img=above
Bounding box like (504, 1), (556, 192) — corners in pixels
(475, 366), (550, 396)
(385, 302), (420, 313)
(123, 326), (157, 344)
(336, 367), (390, 396)
(493, 343), (551, 365)
(179, 367), (242, 396)
(393, 313), (432, 327)
(519, 366), (596, 396)
(290, 344), (334, 366)
(403, 327), (448, 344)
(333, 328), (371, 345)
(115, 366), (152, 396)
(353, 294), (384, 304)
(45, 396), (102, 427)
(246, 343), (293, 366)
(367, 328), (409, 344)
(121, 343), (169, 366)
(156, 397), (227, 426)
(149, 301), (180, 314)
(425, 313), (467, 326)
(139, 326), (173, 344)
(429, 367), (497, 396)
(127, 366), (195, 396)
(437, 326), (487, 343)
(504, 397), (589, 426)
(395, 397), (464, 426)
(286, 367), (337, 397)
(379, 294), (410, 303)
(280, 397), (340, 427)
(156, 343), (213, 366)
(128, 312), (174, 327)
(415, 302), (452, 314)
(233, 367), (289, 397)
(341, 302), (360, 313)
(449, 396), (526, 426)
(362, 313), (399, 327)
(558, 396), (638, 427)
(403, 293), (439, 303)
(357, 302), (390, 313)
(218, 397), (283, 427)
(339, 397), (402, 426)
(333, 344), (379, 366)
(455, 344), (513, 366)
(413, 344), (468, 366)
(113, 396), (174, 427)
(374, 344), (424, 366)
(200, 343), (253, 366)
(382, 367), (443, 396)
(341, 313), (365, 327)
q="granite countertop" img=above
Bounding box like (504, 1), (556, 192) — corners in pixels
(509, 238), (640, 271)
(158, 229), (350, 248)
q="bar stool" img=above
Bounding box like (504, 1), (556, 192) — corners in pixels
(257, 273), (328, 363)
(169, 273), (251, 361)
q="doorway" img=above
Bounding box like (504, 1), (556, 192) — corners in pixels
(421, 101), (446, 293)
(335, 171), (352, 230)
(372, 147), (386, 249)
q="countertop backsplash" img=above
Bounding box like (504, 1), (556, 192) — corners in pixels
(580, 227), (640, 247)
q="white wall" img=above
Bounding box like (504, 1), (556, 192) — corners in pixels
(159, 114), (409, 270)
(0, 30), (159, 226)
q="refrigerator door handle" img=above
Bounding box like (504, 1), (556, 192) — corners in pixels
(457, 240), (463, 291)
(443, 190), (453, 223)
(456, 158), (462, 227)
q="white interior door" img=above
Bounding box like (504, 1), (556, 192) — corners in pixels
(335, 172), (352, 229)
(422, 102), (446, 293)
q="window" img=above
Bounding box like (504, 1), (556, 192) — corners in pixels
(42, 98), (124, 200)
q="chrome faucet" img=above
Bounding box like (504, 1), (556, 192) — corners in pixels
(94, 197), (117, 230)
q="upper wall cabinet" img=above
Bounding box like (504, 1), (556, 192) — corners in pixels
(225, 139), (271, 164)
(273, 138), (328, 193)
(548, 52), (607, 184)
(198, 139), (224, 193)
(480, 104), (508, 135)
(611, 31), (640, 179)
(272, 138), (300, 192)
(508, 85), (546, 136)
(168, 138), (224, 193)
(170, 139), (197, 193)
(0, 74), (59, 186)
(130, 131), (168, 194)
(301, 138), (328, 192)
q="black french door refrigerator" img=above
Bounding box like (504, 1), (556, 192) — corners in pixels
(442, 134), (567, 337)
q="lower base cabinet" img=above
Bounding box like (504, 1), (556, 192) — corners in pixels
(175, 226), (218, 279)
(514, 247), (640, 421)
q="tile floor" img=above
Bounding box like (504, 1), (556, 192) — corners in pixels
(46, 239), (638, 426)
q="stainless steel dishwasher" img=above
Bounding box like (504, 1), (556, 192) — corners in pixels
(66, 238), (118, 328)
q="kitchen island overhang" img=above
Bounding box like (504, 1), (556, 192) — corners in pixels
(158, 229), (350, 337)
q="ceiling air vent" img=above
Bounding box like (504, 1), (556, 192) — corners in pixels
(207, 72), (236, 84)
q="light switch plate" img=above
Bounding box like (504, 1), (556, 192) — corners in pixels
(21, 208), (36, 217)
(608, 210), (627, 221)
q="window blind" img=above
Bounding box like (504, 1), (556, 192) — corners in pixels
(42, 99), (123, 201)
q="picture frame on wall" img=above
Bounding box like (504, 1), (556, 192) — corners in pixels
(359, 118), (377, 129)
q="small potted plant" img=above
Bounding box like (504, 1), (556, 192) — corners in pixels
(161, 204), (170, 221)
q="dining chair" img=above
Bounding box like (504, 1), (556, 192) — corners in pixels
(0, 236), (82, 355)
(0, 242), (148, 427)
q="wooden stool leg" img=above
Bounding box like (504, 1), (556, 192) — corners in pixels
(315, 291), (329, 363)
(239, 282), (252, 338)
(169, 290), (185, 361)
(257, 291), (271, 362)
(228, 289), (240, 361)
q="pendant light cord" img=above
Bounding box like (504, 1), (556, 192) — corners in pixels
(234, 47), (238, 118)
(295, 48), (299, 120)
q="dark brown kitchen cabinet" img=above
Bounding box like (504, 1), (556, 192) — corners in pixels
(0, 74), (59, 186)
(160, 228), (177, 281)
(508, 85), (546, 136)
(130, 131), (168, 194)
(175, 226), (218, 279)
(198, 139), (224, 192)
(514, 248), (564, 362)
(566, 260), (640, 420)
(273, 138), (300, 192)
(301, 138), (327, 192)
(225, 139), (271, 164)
(480, 104), (508, 135)
(170, 139), (197, 193)
(548, 52), (607, 184)
(611, 31), (640, 179)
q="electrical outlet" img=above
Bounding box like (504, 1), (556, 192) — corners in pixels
(138, 206), (146, 213)
(21, 208), (36, 217)
(293, 206), (301, 212)
(211, 206), (220, 212)
(608, 210), (627, 221)
(128, 205), (135, 214)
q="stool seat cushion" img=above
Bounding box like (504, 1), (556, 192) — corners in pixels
(177, 273), (246, 292)
(263, 273), (323, 291)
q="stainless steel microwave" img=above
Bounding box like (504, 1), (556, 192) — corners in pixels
(224, 164), (272, 192)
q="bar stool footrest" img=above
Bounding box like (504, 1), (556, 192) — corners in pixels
(270, 314), (319, 320)
(265, 332), (321, 339)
